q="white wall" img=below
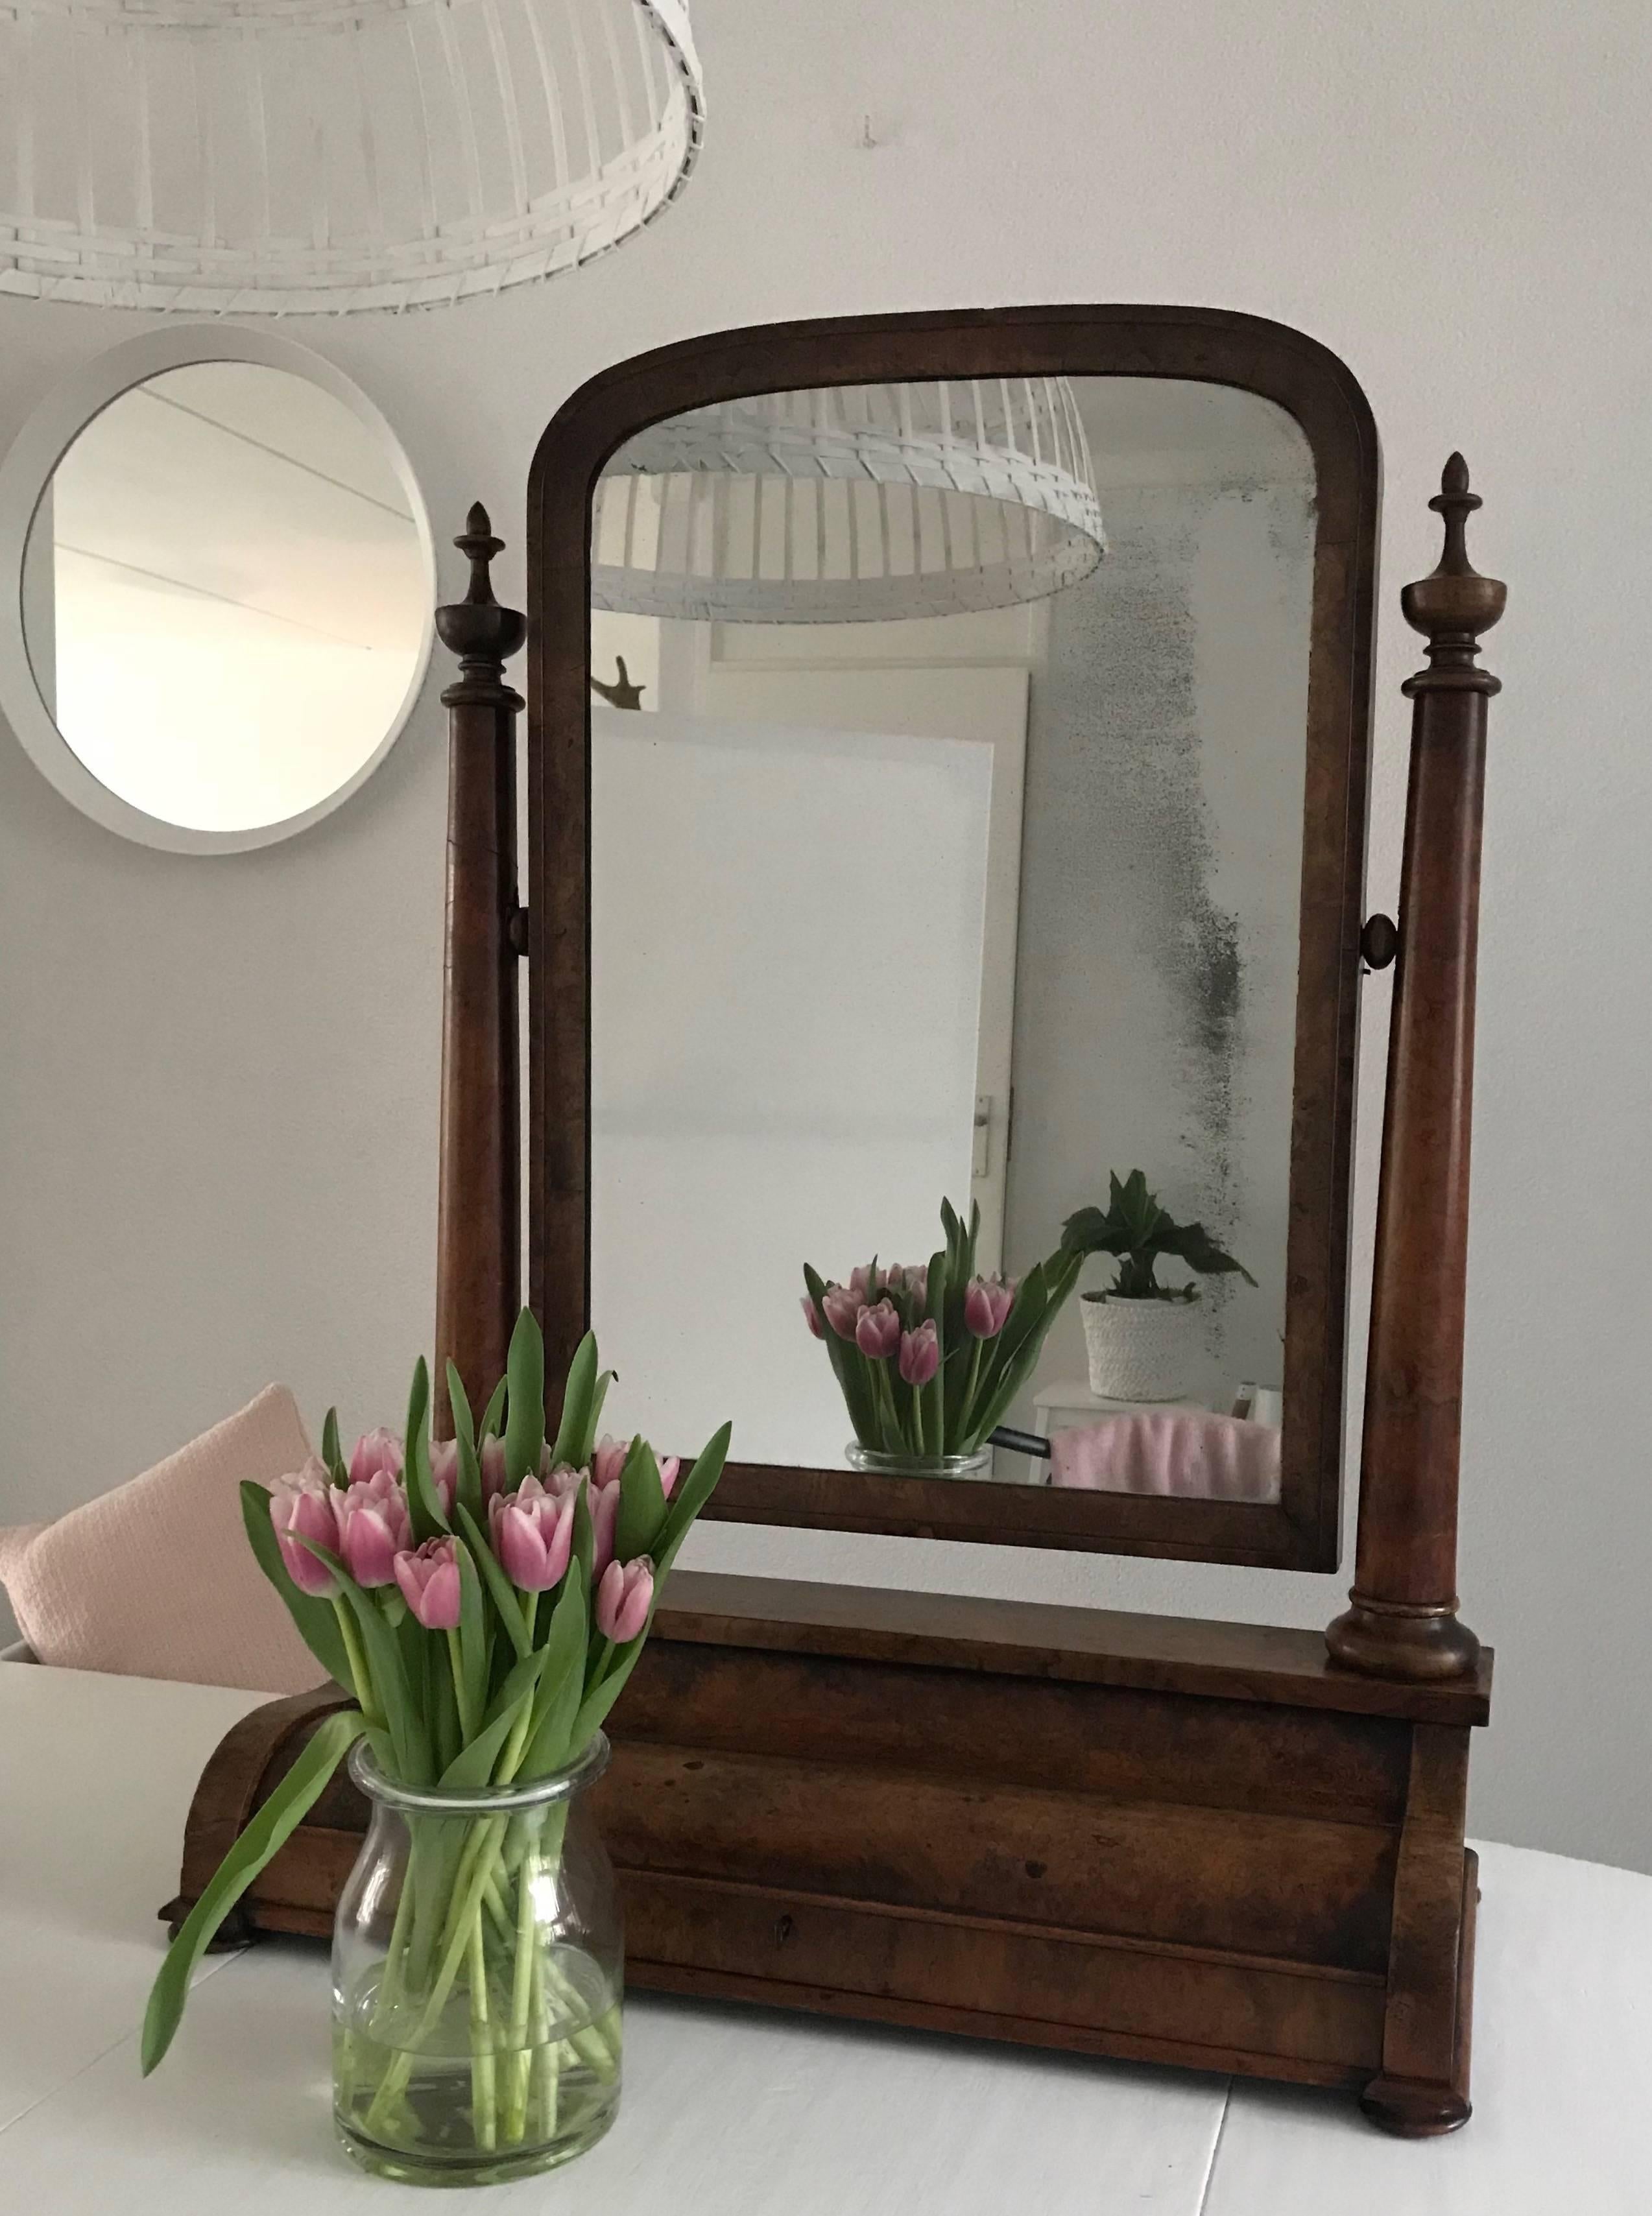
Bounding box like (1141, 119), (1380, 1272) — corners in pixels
(1, 0), (1647, 1876)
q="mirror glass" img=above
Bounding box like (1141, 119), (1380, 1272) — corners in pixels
(22, 361), (428, 834)
(587, 376), (1314, 1503)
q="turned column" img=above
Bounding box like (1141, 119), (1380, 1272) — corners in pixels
(433, 505), (526, 1432)
(1327, 457), (1505, 1680)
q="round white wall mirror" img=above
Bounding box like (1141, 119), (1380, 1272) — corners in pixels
(0, 329), (435, 852)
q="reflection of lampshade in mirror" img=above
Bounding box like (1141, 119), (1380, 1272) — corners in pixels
(590, 381), (1107, 621)
(0, 0), (701, 313)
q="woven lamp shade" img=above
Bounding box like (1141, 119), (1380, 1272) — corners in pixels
(0, 0), (701, 313)
(591, 378), (1107, 623)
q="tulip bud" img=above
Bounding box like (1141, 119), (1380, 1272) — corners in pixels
(800, 1294), (826, 1340)
(821, 1283), (862, 1340)
(336, 1468), (413, 1588)
(479, 1435), (507, 1504)
(963, 1275), (1015, 1339)
(394, 1537), (462, 1631)
(848, 1265), (889, 1301)
(591, 1435), (628, 1492)
(487, 1472), (575, 1591)
(854, 1298), (902, 1360)
(659, 1454), (682, 1502)
(270, 1460), (341, 1595)
(898, 1318), (940, 1387)
(595, 1556), (654, 1643)
(429, 1437), (459, 1516)
(348, 1427), (403, 1488)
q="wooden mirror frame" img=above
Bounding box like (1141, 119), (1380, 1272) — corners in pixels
(180, 335), (1502, 2135)
(521, 305), (1379, 1572)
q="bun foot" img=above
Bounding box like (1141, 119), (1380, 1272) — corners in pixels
(1359, 2075), (1472, 2137)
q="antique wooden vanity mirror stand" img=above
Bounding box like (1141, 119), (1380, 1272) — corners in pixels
(172, 307), (1502, 2138)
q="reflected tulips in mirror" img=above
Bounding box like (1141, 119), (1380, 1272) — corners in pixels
(804, 1198), (1081, 1479)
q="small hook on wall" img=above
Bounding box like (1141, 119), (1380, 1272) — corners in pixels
(590, 655), (645, 710)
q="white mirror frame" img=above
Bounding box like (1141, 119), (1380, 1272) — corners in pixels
(0, 324), (437, 855)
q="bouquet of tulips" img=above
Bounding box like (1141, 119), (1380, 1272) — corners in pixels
(143, 1307), (729, 2170)
(802, 1197), (1081, 1461)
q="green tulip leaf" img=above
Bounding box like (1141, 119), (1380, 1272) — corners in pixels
(403, 1357), (448, 1544)
(479, 1375), (508, 1443)
(549, 1329), (599, 1470)
(141, 1706), (365, 2075)
(614, 1435), (667, 1562)
(504, 1309), (547, 1486)
(520, 1566), (589, 1778)
(455, 1501), (530, 1659)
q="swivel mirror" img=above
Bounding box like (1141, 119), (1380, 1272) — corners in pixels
(525, 307), (1376, 1570)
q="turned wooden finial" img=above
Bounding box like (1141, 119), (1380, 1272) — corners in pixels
(1400, 456), (1506, 696)
(437, 501), (525, 708)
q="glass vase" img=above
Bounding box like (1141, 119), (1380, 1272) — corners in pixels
(333, 1736), (622, 2186)
(844, 1442), (993, 1481)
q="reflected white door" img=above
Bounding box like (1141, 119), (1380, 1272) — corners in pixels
(591, 706), (993, 1467)
(676, 617), (1031, 1274)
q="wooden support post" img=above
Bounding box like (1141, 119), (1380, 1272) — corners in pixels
(1327, 459), (1505, 1680)
(433, 505), (525, 1434)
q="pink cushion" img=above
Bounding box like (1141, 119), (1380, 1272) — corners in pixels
(0, 1386), (326, 1693)
(1048, 1409), (1282, 1502)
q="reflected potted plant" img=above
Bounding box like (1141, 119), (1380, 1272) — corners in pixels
(1060, 1170), (1256, 1402)
(802, 1197), (1081, 1478)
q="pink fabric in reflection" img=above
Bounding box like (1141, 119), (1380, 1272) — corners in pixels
(1048, 1411), (1282, 1503)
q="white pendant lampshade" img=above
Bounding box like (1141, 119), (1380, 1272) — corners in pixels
(0, 0), (702, 313)
(590, 378), (1107, 623)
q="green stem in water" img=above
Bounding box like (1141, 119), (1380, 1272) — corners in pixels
(503, 1818), (541, 2142)
(466, 1911), (497, 2152)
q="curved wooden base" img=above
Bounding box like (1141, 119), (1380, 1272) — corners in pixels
(1326, 1595), (1481, 1681)
(1359, 2077), (1471, 2136)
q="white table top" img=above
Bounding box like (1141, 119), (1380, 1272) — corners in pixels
(1, 1662), (1647, 2213)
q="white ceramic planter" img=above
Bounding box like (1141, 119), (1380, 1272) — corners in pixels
(1080, 1294), (1202, 1401)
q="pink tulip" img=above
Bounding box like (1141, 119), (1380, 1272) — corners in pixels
(394, 1538), (462, 1631)
(821, 1283), (862, 1340)
(336, 1468), (412, 1588)
(591, 1435), (628, 1491)
(800, 1294), (825, 1340)
(898, 1318), (940, 1387)
(430, 1438), (459, 1515)
(348, 1427), (403, 1488)
(270, 1460), (340, 1595)
(891, 1263), (928, 1309)
(854, 1298), (902, 1359)
(595, 1556), (654, 1644)
(479, 1435), (507, 1503)
(659, 1454), (681, 1501)
(488, 1472), (575, 1591)
(848, 1264), (889, 1301)
(963, 1275), (1016, 1339)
